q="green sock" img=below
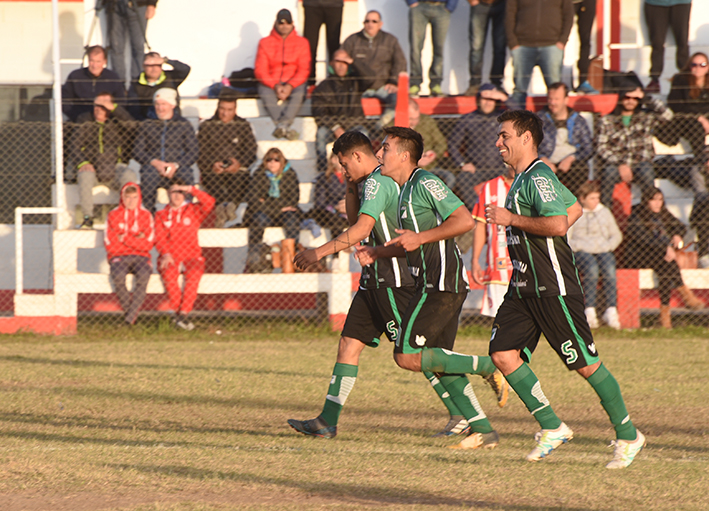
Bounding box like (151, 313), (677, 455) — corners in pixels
(424, 371), (464, 417)
(506, 363), (562, 430)
(421, 348), (497, 376)
(586, 363), (637, 441)
(439, 374), (494, 434)
(320, 363), (358, 426)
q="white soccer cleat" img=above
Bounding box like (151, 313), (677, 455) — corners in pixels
(526, 422), (574, 461)
(606, 430), (646, 469)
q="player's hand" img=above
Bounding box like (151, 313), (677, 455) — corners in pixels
(294, 248), (319, 271)
(485, 204), (512, 226)
(159, 253), (175, 270)
(354, 245), (377, 266)
(472, 261), (485, 286)
(385, 229), (422, 251)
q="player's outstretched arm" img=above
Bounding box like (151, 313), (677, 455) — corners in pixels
(293, 214), (376, 271)
(485, 204), (568, 237)
(385, 205), (474, 251)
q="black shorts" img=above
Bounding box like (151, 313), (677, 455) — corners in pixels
(341, 287), (416, 347)
(395, 289), (468, 354)
(489, 294), (599, 371)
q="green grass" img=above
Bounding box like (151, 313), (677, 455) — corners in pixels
(0, 328), (707, 510)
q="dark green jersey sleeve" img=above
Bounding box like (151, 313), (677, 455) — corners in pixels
(359, 171), (394, 220)
(413, 172), (463, 222)
(526, 167), (569, 218)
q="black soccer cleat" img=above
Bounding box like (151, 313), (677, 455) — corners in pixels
(287, 416), (337, 438)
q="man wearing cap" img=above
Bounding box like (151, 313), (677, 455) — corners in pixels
(133, 88), (198, 212)
(128, 51), (191, 120)
(254, 8), (311, 140)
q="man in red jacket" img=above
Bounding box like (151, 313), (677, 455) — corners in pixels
(255, 8), (311, 140)
(154, 179), (215, 330)
(104, 182), (155, 325)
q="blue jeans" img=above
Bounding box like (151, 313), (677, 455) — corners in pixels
(509, 45), (564, 109)
(409, 3), (451, 88)
(574, 251), (618, 308)
(257, 83), (306, 131)
(469, 0), (507, 87)
(108, 2), (147, 82)
(600, 161), (655, 209)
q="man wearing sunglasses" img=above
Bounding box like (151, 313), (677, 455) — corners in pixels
(255, 9), (311, 141)
(127, 51), (191, 120)
(596, 83), (673, 207)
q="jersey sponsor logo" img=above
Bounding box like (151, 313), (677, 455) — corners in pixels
(400, 206), (408, 219)
(415, 334), (427, 346)
(364, 179), (380, 201)
(512, 259), (528, 273)
(409, 266), (420, 277)
(511, 281), (527, 287)
(587, 342), (597, 355)
(561, 340), (578, 365)
(421, 177), (448, 201)
(506, 233), (521, 246)
(531, 175), (558, 203)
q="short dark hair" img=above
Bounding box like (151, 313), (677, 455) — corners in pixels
(124, 185), (138, 195)
(365, 10), (382, 21)
(548, 82), (569, 96)
(333, 130), (374, 157)
(382, 126), (424, 164)
(86, 45), (107, 60)
(496, 110), (544, 149)
(169, 177), (187, 188)
(94, 91), (114, 100)
(576, 180), (600, 199)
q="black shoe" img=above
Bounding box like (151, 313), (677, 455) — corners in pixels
(646, 79), (660, 94)
(287, 417), (337, 438)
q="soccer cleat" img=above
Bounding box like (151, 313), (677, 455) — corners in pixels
(602, 307), (621, 330)
(606, 430), (646, 469)
(526, 422), (574, 461)
(409, 85), (420, 97)
(448, 430), (499, 450)
(484, 369), (509, 408)
(431, 416), (470, 437)
(287, 416), (337, 439)
(430, 84), (444, 97)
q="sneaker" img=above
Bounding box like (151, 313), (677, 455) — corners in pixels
(78, 215), (94, 230)
(174, 315), (195, 331)
(448, 430), (499, 450)
(526, 422), (574, 461)
(225, 202), (238, 222)
(585, 307), (599, 329)
(431, 416), (470, 437)
(576, 80), (599, 95)
(606, 430), (646, 469)
(272, 127), (286, 139)
(284, 129), (300, 141)
(602, 307), (621, 330)
(430, 84), (444, 97)
(463, 84), (480, 97)
(484, 369), (509, 408)
(409, 85), (420, 97)
(646, 79), (660, 94)
(699, 254), (709, 269)
(287, 416), (337, 438)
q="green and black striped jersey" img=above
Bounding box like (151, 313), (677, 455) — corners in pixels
(397, 168), (470, 293)
(504, 159), (583, 299)
(358, 167), (415, 290)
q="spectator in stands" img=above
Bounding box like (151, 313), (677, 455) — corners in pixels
(107, 0), (158, 83)
(104, 182), (154, 326)
(340, 10), (407, 125)
(127, 51), (191, 120)
(506, 0), (574, 109)
(465, 0), (507, 96)
(448, 84), (508, 209)
(244, 148), (301, 274)
(197, 88), (257, 228)
(567, 181), (622, 330)
(407, 0), (458, 97)
(471, 164), (514, 318)
(255, 8), (311, 141)
(596, 85), (673, 209)
(62, 46), (126, 122)
(134, 88), (197, 213)
(573, 0), (598, 94)
(72, 92), (137, 229)
(311, 49), (374, 173)
(644, 0), (692, 94)
(538, 82), (593, 195)
(310, 153), (349, 240)
(303, 0), (343, 85)
(155, 179), (215, 331)
(624, 187), (704, 328)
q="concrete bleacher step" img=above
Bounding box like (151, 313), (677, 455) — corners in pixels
(249, 116), (318, 142)
(180, 97), (313, 121)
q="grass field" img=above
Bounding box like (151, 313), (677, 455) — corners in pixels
(0, 322), (707, 510)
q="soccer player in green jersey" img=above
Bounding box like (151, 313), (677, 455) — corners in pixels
(362, 126), (509, 450)
(485, 110), (645, 468)
(287, 131), (503, 440)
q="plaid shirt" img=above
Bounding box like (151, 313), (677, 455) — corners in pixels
(595, 97), (673, 166)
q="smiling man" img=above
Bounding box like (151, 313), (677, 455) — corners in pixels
(485, 109), (645, 468)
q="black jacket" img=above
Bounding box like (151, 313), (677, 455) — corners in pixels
(245, 164), (300, 221)
(62, 67), (126, 122)
(624, 204), (687, 267)
(127, 59), (191, 120)
(667, 73), (709, 116)
(340, 30), (407, 90)
(311, 62), (375, 131)
(197, 111), (257, 174)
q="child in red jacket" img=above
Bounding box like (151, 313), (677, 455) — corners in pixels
(155, 179), (215, 330)
(104, 182), (155, 325)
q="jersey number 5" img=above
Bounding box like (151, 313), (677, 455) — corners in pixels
(561, 340), (578, 365)
(386, 320), (399, 343)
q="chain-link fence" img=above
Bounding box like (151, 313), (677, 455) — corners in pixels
(3, 93), (709, 331)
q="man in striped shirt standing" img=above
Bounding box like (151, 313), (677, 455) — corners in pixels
(485, 110), (645, 468)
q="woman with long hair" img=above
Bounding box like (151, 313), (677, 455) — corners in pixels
(244, 147), (301, 273)
(624, 187), (704, 328)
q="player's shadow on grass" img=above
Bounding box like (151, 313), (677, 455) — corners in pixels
(105, 463), (600, 510)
